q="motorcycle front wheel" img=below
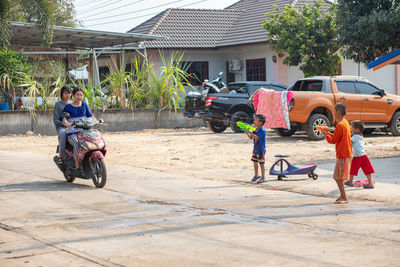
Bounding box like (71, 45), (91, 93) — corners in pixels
(64, 172), (76, 183)
(92, 158), (107, 188)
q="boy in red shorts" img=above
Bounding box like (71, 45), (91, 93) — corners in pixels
(244, 114), (266, 184)
(345, 120), (375, 189)
(322, 103), (353, 204)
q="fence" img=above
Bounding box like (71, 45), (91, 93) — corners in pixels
(0, 109), (205, 136)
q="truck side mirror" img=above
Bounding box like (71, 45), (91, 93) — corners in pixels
(380, 89), (386, 96)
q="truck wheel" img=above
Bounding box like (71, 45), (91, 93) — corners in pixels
(389, 111), (400, 136)
(274, 127), (297, 137)
(208, 120), (227, 133)
(306, 114), (330, 141)
(230, 111), (252, 133)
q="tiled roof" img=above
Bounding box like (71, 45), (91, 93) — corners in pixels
(129, 8), (244, 48)
(218, 0), (332, 47)
(129, 0), (332, 48)
(218, 0), (292, 47)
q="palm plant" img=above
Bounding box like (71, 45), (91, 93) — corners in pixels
(19, 72), (58, 118)
(126, 56), (151, 109)
(0, 73), (15, 109)
(72, 79), (105, 110)
(149, 51), (193, 125)
(102, 56), (129, 109)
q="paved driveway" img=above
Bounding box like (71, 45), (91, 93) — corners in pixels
(1, 151), (400, 266)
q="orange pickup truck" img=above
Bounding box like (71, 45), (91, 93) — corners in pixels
(276, 76), (400, 140)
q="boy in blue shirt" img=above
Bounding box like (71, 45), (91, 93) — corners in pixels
(244, 114), (266, 183)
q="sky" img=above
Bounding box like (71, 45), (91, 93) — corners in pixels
(74, 0), (239, 33)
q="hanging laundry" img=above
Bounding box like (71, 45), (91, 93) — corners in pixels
(250, 88), (292, 129)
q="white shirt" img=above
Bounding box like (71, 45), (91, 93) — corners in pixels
(351, 134), (366, 157)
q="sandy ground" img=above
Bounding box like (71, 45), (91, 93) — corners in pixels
(1, 127), (400, 180)
(1, 128), (400, 266)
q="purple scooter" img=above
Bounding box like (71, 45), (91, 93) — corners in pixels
(269, 155), (318, 181)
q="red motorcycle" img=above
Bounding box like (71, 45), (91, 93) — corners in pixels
(54, 117), (107, 188)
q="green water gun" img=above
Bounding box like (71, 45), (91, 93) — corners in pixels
(236, 121), (256, 132)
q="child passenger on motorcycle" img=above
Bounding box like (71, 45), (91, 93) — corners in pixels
(53, 85), (71, 165)
(61, 87), (103, 173)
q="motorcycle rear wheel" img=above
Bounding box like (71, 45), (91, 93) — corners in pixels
(92, 158), (107, 188)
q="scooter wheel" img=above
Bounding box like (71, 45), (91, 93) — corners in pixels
(92, 158), (107, 188)
(64, 172), (76, 183)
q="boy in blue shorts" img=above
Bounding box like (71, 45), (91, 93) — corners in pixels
(244, 114), (266, 183)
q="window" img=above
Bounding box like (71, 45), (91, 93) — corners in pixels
(229, 83), (247, 94)
(98, 66), (110, 83)
(290, 81), (302, 91)
(182, 61), (208, 85)
(246, 58), (266, 81)
(357, 82), (381, 95)
(303, 81), (322, 92)
(336, 81), (357, 94)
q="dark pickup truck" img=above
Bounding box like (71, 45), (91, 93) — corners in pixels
(184, 81), (287, 133)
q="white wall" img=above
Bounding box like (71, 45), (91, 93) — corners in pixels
(219, 44), (274, 82)
(341, 58), (396, 94)
(287, 66), (304, 86)
(157, 48), (398, 94)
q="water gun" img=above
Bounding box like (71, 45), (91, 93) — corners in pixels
(237, 121), (256, 132)
(315, 125), (335, 133)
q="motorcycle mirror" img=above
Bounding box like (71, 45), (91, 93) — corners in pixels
(218, 72), (223, 76)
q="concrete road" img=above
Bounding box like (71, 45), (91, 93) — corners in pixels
(1, 151), (400, 266)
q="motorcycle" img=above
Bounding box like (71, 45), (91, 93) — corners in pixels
(54, 116), (107, 188)
(202, 71), (227, 94)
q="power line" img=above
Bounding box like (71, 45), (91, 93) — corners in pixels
(84, 0), (184, 22)
(75, 0), (112, 7)
(86, 0), (206, 27)
(77, 0), (144, 19)
(78, 0), (123, 15)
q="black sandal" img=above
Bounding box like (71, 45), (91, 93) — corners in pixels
(344, 181), (353, 187)
(363, 184), (374, 189)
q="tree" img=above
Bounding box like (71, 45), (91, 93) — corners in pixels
(0, 49), (31, 108)
(13, 0), (79, 27)
(0, 0), (56, 48)
(263, 0), (340, 77)
(337, 0), (400, 64)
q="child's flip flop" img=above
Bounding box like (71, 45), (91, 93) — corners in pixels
(334, 200), (349, 204)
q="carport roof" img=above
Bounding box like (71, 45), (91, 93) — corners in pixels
(368, 48), (400, 71)
(11, 22), (166, 49)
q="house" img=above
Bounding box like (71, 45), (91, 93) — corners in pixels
(126, 0), (400, 95)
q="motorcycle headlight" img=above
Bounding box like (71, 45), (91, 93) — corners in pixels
(98, 139), (105, 150)
(87, 142), (98, 151)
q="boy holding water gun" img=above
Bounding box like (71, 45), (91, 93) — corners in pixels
(321, 103), (353, 204)
(244, 114), (266, 183)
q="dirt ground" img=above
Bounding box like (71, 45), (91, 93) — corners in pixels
(1, 127), (400, 180)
